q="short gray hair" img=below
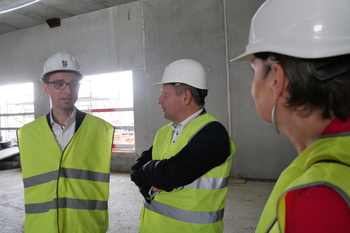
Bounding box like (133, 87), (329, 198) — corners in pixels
(169, 83), (208, 106)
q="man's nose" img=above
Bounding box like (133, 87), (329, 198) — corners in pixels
(157, 95), (163, 104)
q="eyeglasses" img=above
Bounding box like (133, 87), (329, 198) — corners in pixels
(169, 82), (181, 87)
(46, 80), (80, 90)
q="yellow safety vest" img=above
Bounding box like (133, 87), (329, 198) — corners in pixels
(139, 113), (236, 233)
(17, 114), (114, 233)
(256, 133), (350, 233)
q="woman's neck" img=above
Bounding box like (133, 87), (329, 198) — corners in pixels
(277, 110), (334, 154)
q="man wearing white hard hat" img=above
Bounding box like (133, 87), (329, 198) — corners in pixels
(17, 52), (114, 232)
(131, 59), (236, 233)
(231, 0), (350, 232)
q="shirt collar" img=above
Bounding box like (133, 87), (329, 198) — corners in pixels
(321, 116), (350, 136)
(171, 108), (204, 130)
(50, 107), (77, 127)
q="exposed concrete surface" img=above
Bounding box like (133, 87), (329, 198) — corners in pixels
(0, 0), (297, 180)
(110, 152), (136, 173)
(0, 168), (274, 233)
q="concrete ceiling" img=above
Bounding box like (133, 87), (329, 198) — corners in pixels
(0, 0), (138, 35)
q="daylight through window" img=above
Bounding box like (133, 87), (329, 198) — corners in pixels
(0, 82), (34, 142)
(76, 71), (134, 149)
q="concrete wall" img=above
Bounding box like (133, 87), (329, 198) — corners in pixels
(226, 1), (296, 179)
(134, 0), (232, 159)
(0, 0), (296, 179)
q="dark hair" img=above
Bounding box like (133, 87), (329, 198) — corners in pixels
(254, 52), (350, 121)
(170, 83), (208, 106)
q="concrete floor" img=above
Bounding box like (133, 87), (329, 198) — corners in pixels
(0, 168), (275, 233)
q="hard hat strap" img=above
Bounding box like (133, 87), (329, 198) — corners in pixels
(313, 57), (350, 81)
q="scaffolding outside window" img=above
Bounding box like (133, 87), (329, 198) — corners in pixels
(0, 83), (35, 143)
(76, 71), (135, 149)
(0, 71), (134, 150)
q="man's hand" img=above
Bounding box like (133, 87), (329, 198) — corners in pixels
(152, 187), (164, 193)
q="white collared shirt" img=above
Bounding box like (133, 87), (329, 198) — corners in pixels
(50, 108), (77, 151)
(170, 108), (203, 146)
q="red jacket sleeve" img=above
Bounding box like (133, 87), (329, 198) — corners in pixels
(285, 185), (350, 233)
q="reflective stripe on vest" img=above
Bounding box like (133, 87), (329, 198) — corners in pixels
(144, 200), (224, 224)
(25, 197), (108, 214)
(23, 168), (109, 188)
(23, 167), (110, 214)
(182, 176), (229, 190)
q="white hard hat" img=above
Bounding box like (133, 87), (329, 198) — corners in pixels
(41, 52), (84, 82)
(153, 59), (208, 90)
(231, 0), (350, 62)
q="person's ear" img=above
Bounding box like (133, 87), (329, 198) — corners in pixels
(183, 90), (192, 105)
(270, 63), (288, 100)
(42, 83), (50, 95)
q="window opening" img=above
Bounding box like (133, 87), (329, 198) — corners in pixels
(76, 71), (134, 150)
(0, 82), (34, 143)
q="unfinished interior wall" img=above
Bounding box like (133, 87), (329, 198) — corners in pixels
(0, 0), (296, 179)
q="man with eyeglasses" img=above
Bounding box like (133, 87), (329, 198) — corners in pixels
(17, 52), (115, 233)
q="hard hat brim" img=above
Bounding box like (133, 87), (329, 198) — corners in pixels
(40, 70), (84, 83)
(230, 53), (254, 62)
(153, 81), (164, 86)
